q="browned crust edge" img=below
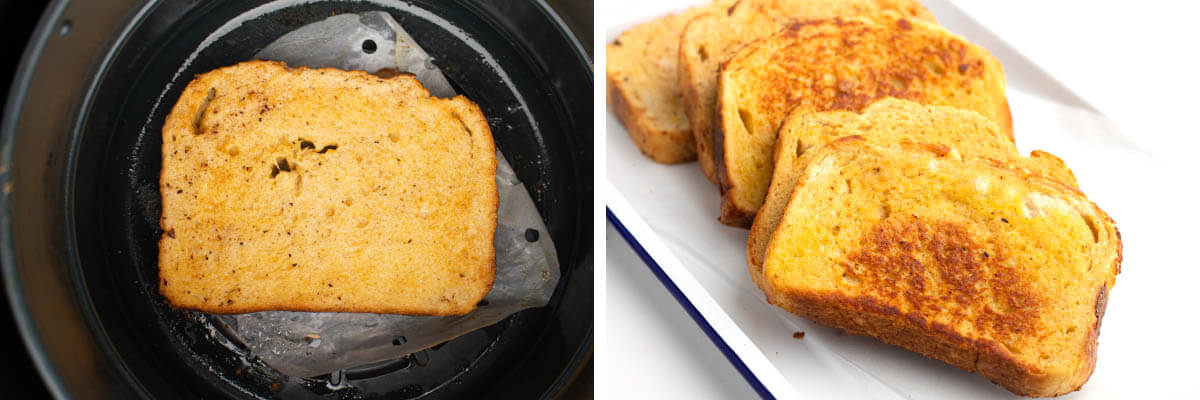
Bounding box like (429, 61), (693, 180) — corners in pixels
(1000, 96), (1015, 141)
(678, 9), (727, 183)
(745, 200), (774, 289)
(712, 71), (756, 228)
(765, 287), (1100, 397)
(161, 300), (483, 316)
(446, 95), (501, 311)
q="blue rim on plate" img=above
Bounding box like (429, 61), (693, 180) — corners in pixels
(608, 207), (775, 400)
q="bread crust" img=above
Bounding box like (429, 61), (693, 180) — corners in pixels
(713, 85), (758, 227)
(766, 289), (1095, 396)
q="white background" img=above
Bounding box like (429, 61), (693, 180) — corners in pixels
(602, 1), (1200, 398)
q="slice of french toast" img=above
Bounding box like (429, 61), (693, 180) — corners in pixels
(159, 60), (497, 316)
(607, 0), (735, 163)
(747, 99), (1076, 288)
(715, 13), (1011, 227)
(678, 0), (936, 182)
(761, 137), (1120, 397)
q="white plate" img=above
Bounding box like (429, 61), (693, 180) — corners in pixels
(606, 0), (1200, 398)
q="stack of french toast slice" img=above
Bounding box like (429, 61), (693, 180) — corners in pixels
(607, 1), (1121, 396)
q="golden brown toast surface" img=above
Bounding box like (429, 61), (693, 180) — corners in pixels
(746, 99), (1077, 287)
(715, 14), (1011, 227)
(761, 138), (1120, 397)
(158, 60), (498, 316)
(607, 1), (736, 163)
(678, 0), (935, 181)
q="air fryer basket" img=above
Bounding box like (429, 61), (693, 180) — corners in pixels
(1, 1), (592, 398)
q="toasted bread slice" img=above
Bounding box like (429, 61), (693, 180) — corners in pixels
(746, 99), (1077, 288)
(761, 137), (1120, 397)
(158, 60), (497, 316)
(679, 0), (935, 181)
(715, 14), (1012, 227)
(607, 1), (735, 163)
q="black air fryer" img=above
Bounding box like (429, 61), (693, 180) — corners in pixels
(0, 1), (592, 398)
